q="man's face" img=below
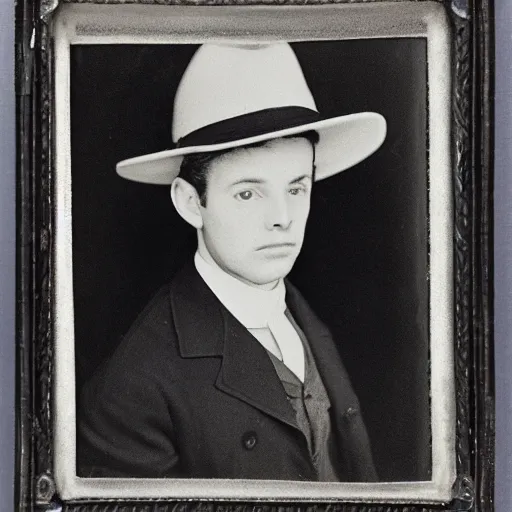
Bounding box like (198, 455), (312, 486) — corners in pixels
(199, 137), (314, 287)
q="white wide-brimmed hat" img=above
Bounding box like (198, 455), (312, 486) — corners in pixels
(117, 43), (387, 185)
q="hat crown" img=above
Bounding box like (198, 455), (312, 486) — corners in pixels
(172, 43), (318, 143)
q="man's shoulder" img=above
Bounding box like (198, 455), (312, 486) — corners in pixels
(103, 283), (179, 376)
(124, 284), (174, 342)
(120, 262), (209, 352)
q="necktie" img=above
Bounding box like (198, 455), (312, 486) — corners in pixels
(267, 302), (305, 383)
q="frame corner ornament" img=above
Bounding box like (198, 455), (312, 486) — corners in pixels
(451, 475), (475, 511)
(40, 0), (60, 20)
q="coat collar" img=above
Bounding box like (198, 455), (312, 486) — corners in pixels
(170, 262), (296, 428)
(169, 262), (358, 431)
(170, 261), (225, 358)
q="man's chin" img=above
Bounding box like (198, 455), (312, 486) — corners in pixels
(246, 262), (295, 286)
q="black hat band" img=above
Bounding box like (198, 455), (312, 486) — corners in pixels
(176, 106), (321, 149)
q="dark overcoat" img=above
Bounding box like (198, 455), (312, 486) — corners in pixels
(78, 263), (377, 481)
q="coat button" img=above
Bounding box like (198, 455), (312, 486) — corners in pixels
(242, 431), (258, 450)
(344, 406), (359, 418)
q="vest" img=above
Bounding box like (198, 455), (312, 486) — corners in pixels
(266, 310), (340, 481)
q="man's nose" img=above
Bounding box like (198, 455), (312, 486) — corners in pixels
(265, 195), (292, 230)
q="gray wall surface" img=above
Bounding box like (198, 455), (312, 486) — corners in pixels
(494, 0), (512, 508)
(0, 0), (16, 508)
(0, 0), (510, 509)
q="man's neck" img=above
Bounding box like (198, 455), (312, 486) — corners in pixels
(194, 251), (286, 329)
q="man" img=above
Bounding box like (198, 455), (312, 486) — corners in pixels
(78, 43), (386, 481)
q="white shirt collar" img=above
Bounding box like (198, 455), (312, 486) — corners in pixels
(194, 251), (286, 329)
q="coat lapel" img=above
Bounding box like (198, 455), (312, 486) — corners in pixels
(284, 281), (360, 429)
(170, 263), (297, 429)
(285, 280), (378, 481)
(215, 315), (298, 429)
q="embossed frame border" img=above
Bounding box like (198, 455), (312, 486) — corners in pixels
(15, 0), (494, 510)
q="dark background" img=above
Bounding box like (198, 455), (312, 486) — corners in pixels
(71, 40), (429, 481)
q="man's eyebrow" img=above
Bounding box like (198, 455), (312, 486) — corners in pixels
(289, 174), (312, 185)
(229, 178), (265, 186)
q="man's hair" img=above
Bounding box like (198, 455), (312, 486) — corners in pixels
(178, 131), (319, 206)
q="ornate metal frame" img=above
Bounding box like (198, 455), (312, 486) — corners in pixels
(15, 0), (494, 510)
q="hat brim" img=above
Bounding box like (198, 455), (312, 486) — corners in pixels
(116, 112), (386, 185)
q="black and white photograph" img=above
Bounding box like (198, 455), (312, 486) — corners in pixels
(53, 2), (454, 500)
(33, 0), (467, 504)
(76, 41), (389, 483)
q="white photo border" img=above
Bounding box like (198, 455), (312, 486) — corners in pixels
(53, 1), (455, 502)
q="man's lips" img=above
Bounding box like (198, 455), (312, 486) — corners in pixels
(256, 243), (296, 251)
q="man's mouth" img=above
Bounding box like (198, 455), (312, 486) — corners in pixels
(256, 243), (296, 251)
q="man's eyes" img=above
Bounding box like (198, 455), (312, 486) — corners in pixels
(288, 186), (307, 196)
(235, 190), (256, 201)
(234, 186), (308, 201)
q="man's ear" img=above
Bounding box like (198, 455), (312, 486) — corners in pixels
(170, 177), (204, 229)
